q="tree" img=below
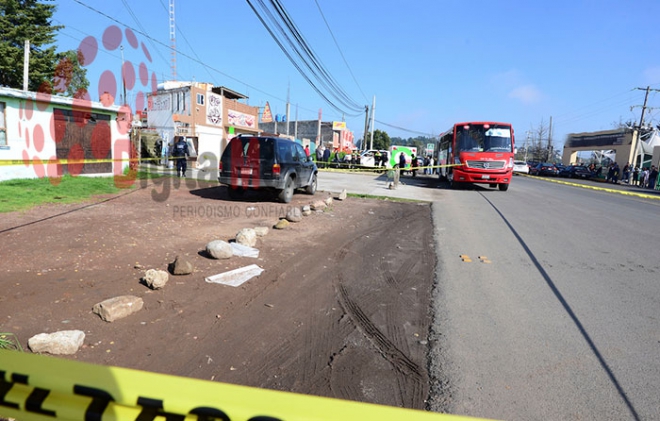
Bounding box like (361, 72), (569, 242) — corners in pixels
(0, 0), (63, 91)
(53, 50), (89, 98)
(370, 129), (391, 151)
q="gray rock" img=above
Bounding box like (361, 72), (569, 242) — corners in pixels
(93, 296), (144, 322)
(325, 197), (334, 206)
(28, 330), (85, 355)
(338, 189), (347, 200)
(254, 226), (269, 237)
(311, 200), (327, 211)
(143, 269), (169, 289)
(170, 256), (193, 275)
(206, 240), (233, 259)
(274, 219), (290, 229)
(236, 228), (257, 247)
(286, 207), (303, 222)
(301, 205), (312, 216)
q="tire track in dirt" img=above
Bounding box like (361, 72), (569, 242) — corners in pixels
(336, 280), (424, 380)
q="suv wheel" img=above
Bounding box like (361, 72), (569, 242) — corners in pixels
(278, 176), (294, 203)
(305, 173), (317, 195)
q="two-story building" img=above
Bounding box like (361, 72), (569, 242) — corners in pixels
(0, 86), (128, 182)
(146, 82), (260, 169)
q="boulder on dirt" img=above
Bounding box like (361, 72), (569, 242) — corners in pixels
(274, 219), (290, 229)
(206, 240), (233, 259)
(254, 226), (269, 237)
(236, 228), (257, 247)
(28, 330), (85, 355)
(311, 200), (327, 211)
(286, 207), (302, 222)
(337, 189), (347, 200)
(143, 269), (169, 289)
(301, 205), (312, 216)
(93, 295), (144, 322)
(170, 256), (194, 275)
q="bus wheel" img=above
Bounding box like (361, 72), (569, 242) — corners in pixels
(498, 183), (509, 191)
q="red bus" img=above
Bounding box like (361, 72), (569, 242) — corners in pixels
(436, 121), (515, 191)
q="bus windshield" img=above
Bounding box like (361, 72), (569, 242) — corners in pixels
(456, 124), (512, 153)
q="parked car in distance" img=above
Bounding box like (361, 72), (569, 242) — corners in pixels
(530, 162), (559, 176)
(218, 136), (318, 203)
(513, 161), (529, 174)
(558, 165), (591, 179)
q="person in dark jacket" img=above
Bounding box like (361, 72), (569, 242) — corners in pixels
(172, 137), (189, 177)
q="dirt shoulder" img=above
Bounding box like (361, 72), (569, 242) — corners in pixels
(0, 179), (436, 409)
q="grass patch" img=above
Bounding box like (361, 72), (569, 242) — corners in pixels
(0, 175), (131, 213)
(0, 333), (23, 351)
(346, 193), (428, 203)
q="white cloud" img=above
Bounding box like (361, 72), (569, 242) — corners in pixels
(508, 85), (542, 104)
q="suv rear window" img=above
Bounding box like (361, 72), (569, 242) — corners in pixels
(229, 136), (275, 160)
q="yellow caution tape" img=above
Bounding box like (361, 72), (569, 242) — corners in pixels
(0, 157), (165, 166)
(0, 350), (482, 421)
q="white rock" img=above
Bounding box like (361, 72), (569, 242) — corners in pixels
(28, 330), (85, 355)
(206, 240), (233, 259)
(236, 228), (258, 247)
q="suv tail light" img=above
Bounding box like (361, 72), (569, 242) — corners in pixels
(219, 162), (223, 172)
(273, 163), (281, 176)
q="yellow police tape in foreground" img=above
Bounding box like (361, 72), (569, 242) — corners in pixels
(0, 350), (484, 421)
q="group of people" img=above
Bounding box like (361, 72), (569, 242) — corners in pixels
(625, 163), (658, 189)
(594, 162), (659, 189)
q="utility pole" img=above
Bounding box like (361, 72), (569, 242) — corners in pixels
(362, 105), (369, 151)
(632, 86), (660, 167)
(369, 96), (376, 151)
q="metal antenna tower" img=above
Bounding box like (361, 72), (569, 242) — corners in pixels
(169, 0), (176, 80)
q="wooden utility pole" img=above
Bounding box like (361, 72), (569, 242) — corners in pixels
(362, 105), (369, 151)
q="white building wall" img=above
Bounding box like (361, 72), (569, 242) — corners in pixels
(0, 88), (123, 182)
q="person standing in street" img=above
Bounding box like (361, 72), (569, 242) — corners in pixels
(172, 137), (189, 177)
(649, 165), (658, 190)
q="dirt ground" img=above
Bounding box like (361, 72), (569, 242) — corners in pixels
(0, 177), (436, 410)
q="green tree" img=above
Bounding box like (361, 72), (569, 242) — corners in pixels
(53, 49), (89, 98)
(370, 129), (391, 150)
(0, 0), (63, 91)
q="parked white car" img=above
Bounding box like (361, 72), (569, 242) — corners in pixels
(513, 161), (529, 174)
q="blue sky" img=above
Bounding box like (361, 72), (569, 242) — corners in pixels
(52, 0), (660, 147)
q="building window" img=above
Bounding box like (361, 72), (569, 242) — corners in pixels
(196, 93), (205, 106)
(0, 102), (6, 146)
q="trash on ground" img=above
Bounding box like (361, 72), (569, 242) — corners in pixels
(230, 243), (260, 258)
(205, 264), (264, 287)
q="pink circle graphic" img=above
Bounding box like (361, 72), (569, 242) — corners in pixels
(135, 91), (145, 112)
(125, 28), (138, 49)
(102, 25), (122, 51)
(122, 61), (136, 91)
(78, 36), (98, 66)
(98, 70), (118, 101)
(139, 62), (149, 86)
(141, 42), (152, 62)
(36, 89), (51, 112)
(22, 150), (30, 167)
(91, 122), (111, 159)
(68, 144), (85, 176)
(24, 126), (30, 149)
(53, 110), (66, 144)
(151, 72), (158, 93)
(32, 156), (45, 178)
(47, 157), (62, 186)
(33, 124), (45, 153)
(24, 99), (34, 120)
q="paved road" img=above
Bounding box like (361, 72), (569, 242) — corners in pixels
(320, 170), (660, 420)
